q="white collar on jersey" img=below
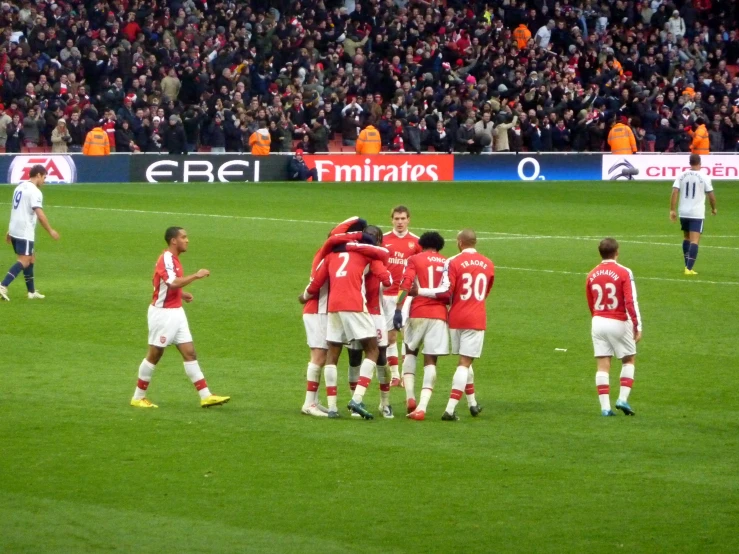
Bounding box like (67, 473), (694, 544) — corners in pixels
(462, 248), (477, 253)
(601, 259), (617, 264)
(392, 230), (410, 238)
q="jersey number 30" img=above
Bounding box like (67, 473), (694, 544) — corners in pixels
(592, 283), (618, 310)
(460, 273), (487, 301)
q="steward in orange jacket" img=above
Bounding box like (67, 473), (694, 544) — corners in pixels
(607, 119), (637, 154)
(249, 127), (271, 155)
(689, 118), (709, 155)
(356, 124), (381, 154)
(82, 126), (110, 155)
(513, 24), (531, 49)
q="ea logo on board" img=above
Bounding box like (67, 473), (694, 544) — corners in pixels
(7, 156), (78, 184)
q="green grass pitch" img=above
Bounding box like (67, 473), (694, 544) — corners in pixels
(1, 180), (738, 553)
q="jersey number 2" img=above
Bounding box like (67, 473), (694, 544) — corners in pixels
(12, 190), (22, 209)
(592, 283), (618, 310)
(335, 252), (350, 277)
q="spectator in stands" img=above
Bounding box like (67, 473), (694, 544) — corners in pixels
(163, 115), (187, 156)
(249, 121), (271, 155)
(474, 112), (495, 153)
(307, 118), (329, 153)
(51, 119), (71, 153)
(709, 120), (724, 152)
(115, 120), (137, 153)
(5, 115), (23, 154)
(456, 118), (477, 153)
(608, 117), (638, 154)
(356, 119), (381, 154)
(289, 149), (318, 182)
(495, 111), (518, 153)
(83, 124), (110, 156)
(689, 117), (710, 154)
(0, 105), (11, 149)
(22, 106), (44, 148)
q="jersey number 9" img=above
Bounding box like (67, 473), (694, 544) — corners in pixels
(12, 190), (22, 210)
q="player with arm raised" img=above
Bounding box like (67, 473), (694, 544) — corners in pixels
(300, 234), (390, 420)
(300, 217), (366, 417)
(416, 229), (494, 421)
(670, 153), (717, 275)
(130, 227), (230, 409)
(393, 231), (449, 419)
(1, 164), (60, 302)
(586, 238), (642, 416)
(381, 206), (422, 386)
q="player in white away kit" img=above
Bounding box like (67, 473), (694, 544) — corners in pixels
(1, 164), (60, 301)
(130, 227), (230, 409)
(586, 238), (642, 417)
(670, 154), (717, 275)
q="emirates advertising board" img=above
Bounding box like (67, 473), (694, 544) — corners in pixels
(303, 155), (454, 182)
(602, 154), (739, 181)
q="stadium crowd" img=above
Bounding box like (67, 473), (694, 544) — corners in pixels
(0, 0), (738, 154)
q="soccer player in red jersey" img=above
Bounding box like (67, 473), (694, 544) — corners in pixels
(417, 229), (494, 421)
(393, 231), (449, 419)
(130, 227), (230, 409)
(300, 229), (390, 419)
(301, 217), (366, 417)
(381, 206), (422, 386)
(586, 238), (642, 416)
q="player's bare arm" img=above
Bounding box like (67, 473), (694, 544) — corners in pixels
(33, 207), (60, 240)
(708, 191), (717, 215)
(169, 269), (209, 289)
(182, 292), (194, 303)
(669, 188), (679, 221)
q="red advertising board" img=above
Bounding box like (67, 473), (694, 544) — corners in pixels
(303, 154), (454, 182)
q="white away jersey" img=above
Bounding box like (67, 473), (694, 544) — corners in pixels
(673, 170), (713, 219)
(8, 181), (43, 241)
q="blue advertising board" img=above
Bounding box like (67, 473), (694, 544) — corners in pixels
(0, 154), (130, 184)
(453, 154), (603, 182)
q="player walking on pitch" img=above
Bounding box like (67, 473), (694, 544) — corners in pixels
(381, 206), (421, 386)
(586, 238), (642, 416)
(416, 230), (494, 421)
(670, 154), (717, 275)
(130, 227), (230, 409)
(1, 164), (60, 301)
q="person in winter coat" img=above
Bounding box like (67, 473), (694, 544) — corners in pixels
(5, 115), (23, 153)
(208, 114), (227, 152)
(494, 113), (518, 152)
(249, 122), (271, 155)
(708, 121), (724, 152)
(404, 116), (424, 154)
(288, 149), (318, 181)
(115, 120), (137, 152)
(474, 112), (495, 153)
(307, 118), (329, 153)
(51, 119), (72, 153)
(431, 121), (451, 153)
(666, 10), (686, 39)
(455, 118), (477, 153)
(163, 115), (187, 155)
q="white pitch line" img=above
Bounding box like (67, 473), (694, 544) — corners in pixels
(477, 235), (739, 251)
(496, 265), (739, 286)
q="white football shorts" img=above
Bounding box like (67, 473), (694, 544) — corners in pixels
(147, 305), (193, 347)
(327, 311), (376, 344)
(450, 329), (485, 359)
(404, 317), (450, 355)
(382, 295), (411, 332)
(591, 316), (636, 359)
(303, 313), (328, 349)
(350, 313), (387, 350)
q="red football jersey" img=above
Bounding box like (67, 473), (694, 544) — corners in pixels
(151, 250), (183, 308)
(427, 248), (494, 330)
(586, 260), (642, 331)
(306, 244), (390, 312)
(382, 230), (421, 296)
(364, 260), (392, 315)
(399, 251), (448, 320)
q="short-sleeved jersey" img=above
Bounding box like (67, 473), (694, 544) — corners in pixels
(8, 181), (43, 241)
(399, 250), (448, 320)
(586, 260), (642, 332)
(382, 230), (421, 296)
(306, 244), (389, 313)
(152, 250), (183, 308)
(673, 170), (714, 219)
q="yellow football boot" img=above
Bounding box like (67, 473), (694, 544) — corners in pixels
(201, 395), (230, 408)
(130, 398), (158, 408)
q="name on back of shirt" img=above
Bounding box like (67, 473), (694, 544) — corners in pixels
(461, 259), (489, 269)
(589, 269), (620, 282)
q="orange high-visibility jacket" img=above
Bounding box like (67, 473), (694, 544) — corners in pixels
(82, 127), (110, 155)
(356, 125), (382, 154)
(607, 123), (637, 154)
(249, 129), (271, 155)
(689, 124), (709, 154)
(513, 25), (532, 49)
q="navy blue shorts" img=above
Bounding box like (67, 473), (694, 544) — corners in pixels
(680, 218), (704, 234)
(10, 237), (34, 256)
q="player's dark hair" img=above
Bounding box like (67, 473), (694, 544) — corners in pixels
(364, 225), (383, 245)
(418, 231), (445, 252)
(689, 153), (701, 167)
(695, 117), (705, 126)
(165, 226), (184, 244)
(598, 238), (619, 260)
(28, 164), (47, 178)
(391, 205), (410, 218)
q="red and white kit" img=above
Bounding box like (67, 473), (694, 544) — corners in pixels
(399, 251), (450, 355)
(351, 257), (392, 348)
(148, 250), (192, 347)
(306, 243), (390, 344)
(586, 259), (642, 358)
(421, 248), (494, 358)
(381, 230), (422, 330)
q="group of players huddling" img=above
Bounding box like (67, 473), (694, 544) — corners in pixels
(3, 155), (717, 417)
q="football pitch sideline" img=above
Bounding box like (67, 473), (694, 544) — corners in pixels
(1, 181), (737, 553)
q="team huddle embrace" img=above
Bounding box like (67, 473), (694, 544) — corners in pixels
(298, 207), (494, 421)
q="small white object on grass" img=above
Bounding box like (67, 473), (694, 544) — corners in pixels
(554, 348), (568, 352)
